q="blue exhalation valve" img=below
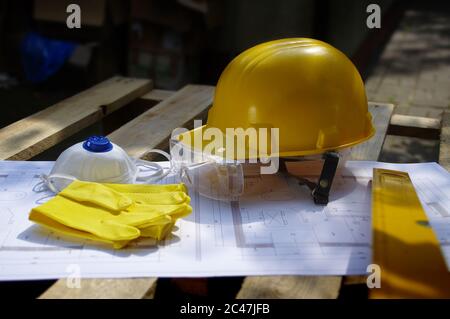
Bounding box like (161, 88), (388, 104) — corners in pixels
(82, 136), (113, 153)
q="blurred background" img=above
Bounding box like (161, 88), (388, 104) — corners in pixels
(0, 0), (448, 160)
(0, 0), (401, 125)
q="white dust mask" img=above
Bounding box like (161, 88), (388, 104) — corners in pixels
(42, 136), (171, 193)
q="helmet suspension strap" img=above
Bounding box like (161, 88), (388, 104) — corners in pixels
(311, 152), (339, 205)
(280, 152), (339, 205)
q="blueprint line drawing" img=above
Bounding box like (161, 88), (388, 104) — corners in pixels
(0, 160), (449, 280)
(194, 190), (202, 261)
(231, 201), (275, 248)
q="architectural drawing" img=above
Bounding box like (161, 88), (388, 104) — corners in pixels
(0, 160), (449, 280)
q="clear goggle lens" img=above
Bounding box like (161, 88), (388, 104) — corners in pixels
(170, 139), (244, 201)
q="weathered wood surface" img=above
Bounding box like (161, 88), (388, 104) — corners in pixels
(350, 103), (395, 161)
(237, 103), (394, 299)
(0, 76), (152, 161)
(141, 89), (175, 102)
(237, 276), (343, 299)
(108, 85), (214, 159)
(39, 278), (156, 299)
(439, 111), (450, 171)
(388, 114), (441, 140)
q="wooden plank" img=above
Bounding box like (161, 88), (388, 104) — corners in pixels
(237, 276), (342, 299)
(140, 89), (175, 102)
(393, 105), (444, 120)
(343, 275), (369, 285)
(108, 84), (214, 159)
(40, 84), (214, 299)
(349, 103), (395, 161)
(387, 114), (441, 140)
(439, 111), (450, 171)
(237, 103), (394, 298)
(0, 76), (152, 160)
(390, 114), (441, 130)
(39, 278), (156, 299)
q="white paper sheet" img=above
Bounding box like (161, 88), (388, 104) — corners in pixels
(0, 160), (449, 280)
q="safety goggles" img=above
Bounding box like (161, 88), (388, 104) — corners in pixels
(170, 139), (244, 201)
(170, 137), (353, 204)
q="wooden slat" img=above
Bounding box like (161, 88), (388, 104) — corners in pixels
(388, 114), (441, 140)
(393, 105), (444, 120)
(40, 84), (214, 299)
(237, 276), (343, 299)
(439, 111), (450, 171)
(108, 84), (214, 159)
(39, 278), (156, 299)
(0, 76), (152, 160)
(237, 103), (394, 299)
(349, 103), (395, 161)
(140, 89), (175, 102)
(343, 275), (369, 285)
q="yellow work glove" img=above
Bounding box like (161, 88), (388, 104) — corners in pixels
(29, 181), (192, 249)
(60, 181), (192, 239)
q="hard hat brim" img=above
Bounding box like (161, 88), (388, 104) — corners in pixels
(176, 125), (376, 160)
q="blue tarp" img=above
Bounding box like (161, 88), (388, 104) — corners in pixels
(21, 32), (76, 83)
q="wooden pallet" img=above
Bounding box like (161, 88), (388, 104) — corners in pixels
(0, 76), (447, 299)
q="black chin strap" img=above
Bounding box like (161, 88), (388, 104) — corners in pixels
(280, 152), (339, 205)
(311, 152), (339, 205)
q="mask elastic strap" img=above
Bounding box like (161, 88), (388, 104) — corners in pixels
(40, 173), (78, 193)
(135, 149), (173, 183)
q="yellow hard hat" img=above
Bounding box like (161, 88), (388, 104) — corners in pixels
(179, 38), (375, 159)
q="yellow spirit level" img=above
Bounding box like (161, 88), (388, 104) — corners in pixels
(371, 168), (450, 298)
